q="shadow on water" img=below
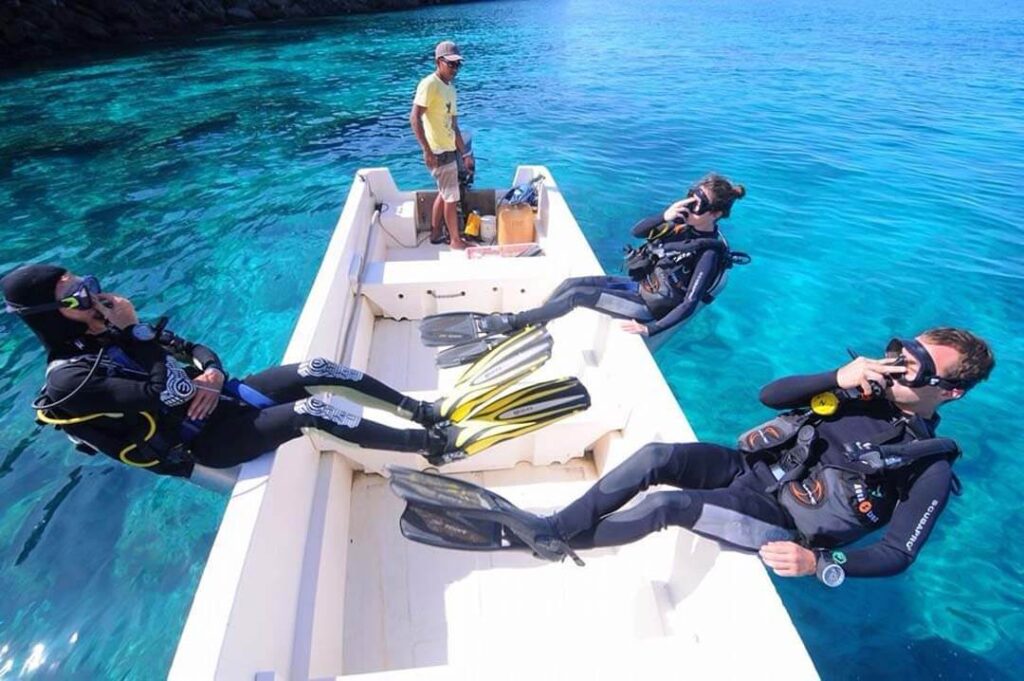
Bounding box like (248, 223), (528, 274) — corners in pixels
(0, 430), (42, 480)
(16, 467), (83, 565)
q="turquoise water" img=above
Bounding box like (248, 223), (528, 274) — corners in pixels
(1, 0), (1022, 677)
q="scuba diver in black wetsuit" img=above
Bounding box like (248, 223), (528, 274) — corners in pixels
(419, 174), (748, 357)
(389, 328), (995, 585)
(1, 265), (588, 480)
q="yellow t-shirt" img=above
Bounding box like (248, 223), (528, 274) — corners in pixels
(414, 73), (458, 153)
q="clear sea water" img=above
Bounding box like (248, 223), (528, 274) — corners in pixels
(1, 0), (1022, 677)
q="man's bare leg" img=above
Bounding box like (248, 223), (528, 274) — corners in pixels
(431, 193), (445, 241)
(444, 200), (466, 249)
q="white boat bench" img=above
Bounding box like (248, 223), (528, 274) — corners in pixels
(360, 255), (563, 321)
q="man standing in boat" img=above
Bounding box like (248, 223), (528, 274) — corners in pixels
(410, 40), (475, 250)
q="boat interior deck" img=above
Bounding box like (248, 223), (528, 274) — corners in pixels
(170, 167), (817, 681)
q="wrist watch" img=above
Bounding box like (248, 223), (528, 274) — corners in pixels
(816, 550), (847, 588)
(130, 323), (156, 342)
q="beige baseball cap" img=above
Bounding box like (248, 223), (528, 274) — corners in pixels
(435, 40), (463, 61)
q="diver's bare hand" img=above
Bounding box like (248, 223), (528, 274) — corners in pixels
(619, 320), (649, 336)
(662, 199), (692, 223)
(188, 367), (224, 420)
(759, 541), (816, 577)
(836, 356), (906, 396)
(423, 149), (438, 170)
(93, 293), (138, 329)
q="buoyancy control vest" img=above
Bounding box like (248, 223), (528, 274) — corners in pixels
(737, 391), (962, 548)
(625, 234), (750, 316)
(34, 348), (198, 476)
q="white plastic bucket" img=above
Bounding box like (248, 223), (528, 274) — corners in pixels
(480, 215), (497, 243)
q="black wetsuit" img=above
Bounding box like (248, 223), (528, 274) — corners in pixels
(43, 331), (432, 478)
(508, 213), (723, 337)
(551, 370), (954, 577)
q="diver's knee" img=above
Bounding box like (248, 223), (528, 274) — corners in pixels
(293, 396), (361, 431)
(566, 290), (592, 308)
(646, 492), (698, 531)
(632, 441), (680, 469)
(296, 358), (363, 382)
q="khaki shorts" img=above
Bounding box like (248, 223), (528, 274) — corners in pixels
(431, 159), (461, 203)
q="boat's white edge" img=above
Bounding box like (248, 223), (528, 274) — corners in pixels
(169, 170), (384, 681)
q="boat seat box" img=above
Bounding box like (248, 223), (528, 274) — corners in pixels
(360, 256), (560, 320)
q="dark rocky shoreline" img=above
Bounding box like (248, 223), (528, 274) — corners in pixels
(1, 0), (472, 67)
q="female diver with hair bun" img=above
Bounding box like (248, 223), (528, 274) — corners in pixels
(419, 173), (749, 362)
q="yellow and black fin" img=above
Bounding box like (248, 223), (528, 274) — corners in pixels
(461, 377), (591, 424)
(438, 378), (591, 459)
(438, 325), (553, 423)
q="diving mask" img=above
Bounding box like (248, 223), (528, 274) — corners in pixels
(885, 337), (967, 391)
(671, 186), (714, 224)
(5, 275), (101, 316)
(688, 186), (713, 214)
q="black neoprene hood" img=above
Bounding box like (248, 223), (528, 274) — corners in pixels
(2, 264), (90, 359)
